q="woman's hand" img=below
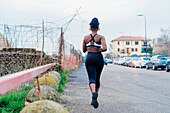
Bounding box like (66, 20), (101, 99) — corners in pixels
(100, 36), (107, 52)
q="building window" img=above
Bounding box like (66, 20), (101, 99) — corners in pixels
(118, 41), (120, 45)
(131, 41), (133, 45)
(135, 48), (138, 52)
(118, 48), (120, 52)
(126, 41), (130, 45)
(135, 41), (138, 45)
(132, 48), (134, 52)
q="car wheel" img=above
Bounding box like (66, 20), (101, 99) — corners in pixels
(140, 64), (142, 69)
(153, 64), (157, 70)
(146, 65), (149, 70)
(166, 65), (169, 72)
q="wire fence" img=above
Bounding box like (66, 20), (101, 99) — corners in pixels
(0, 20), (82, 76)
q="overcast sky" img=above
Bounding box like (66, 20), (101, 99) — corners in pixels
(0, 0), (170, 52)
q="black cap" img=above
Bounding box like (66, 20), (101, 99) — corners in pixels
(90, 17), (99, 28)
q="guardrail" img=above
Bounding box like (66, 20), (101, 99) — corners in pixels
(0, 63), (56, 96)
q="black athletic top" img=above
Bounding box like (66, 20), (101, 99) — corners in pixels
(86, 34), (101, 48)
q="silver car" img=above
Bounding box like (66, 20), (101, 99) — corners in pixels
(138, 57), (150, 68)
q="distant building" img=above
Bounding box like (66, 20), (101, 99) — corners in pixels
(0, 33), (10, 50)
(111, 36), (152, 57)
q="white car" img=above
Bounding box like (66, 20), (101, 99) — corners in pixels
(129, 58), (139, 68)
(113, 58), (119, 65)
(138, 57), (150, 68)
(118, 58), (124, 65)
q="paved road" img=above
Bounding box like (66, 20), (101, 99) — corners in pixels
(61, 64), (170, 113)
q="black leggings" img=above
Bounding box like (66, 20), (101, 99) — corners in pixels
(85, 52), (104, 88)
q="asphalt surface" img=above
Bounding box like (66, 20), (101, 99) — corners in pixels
(61, 64), (170, 113)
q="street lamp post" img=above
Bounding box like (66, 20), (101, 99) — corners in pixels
(138, 14), (147, 57)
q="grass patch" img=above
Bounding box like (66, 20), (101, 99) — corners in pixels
(0, 85), (32, 113)
(57, 70), (71, 94)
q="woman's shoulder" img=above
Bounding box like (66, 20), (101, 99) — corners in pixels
(96, 34), (105, 40)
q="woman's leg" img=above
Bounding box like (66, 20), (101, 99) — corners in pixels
(95, 88), (99, 93)
(85, 64), (97, 92)
(90, 83), (96, 93)
(95, 54), (104, 93)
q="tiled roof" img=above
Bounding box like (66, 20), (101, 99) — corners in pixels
(111, 36), (152, 42)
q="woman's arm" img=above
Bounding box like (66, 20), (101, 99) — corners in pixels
(99, 36), (107, 52)
(82, 37), (87, 53)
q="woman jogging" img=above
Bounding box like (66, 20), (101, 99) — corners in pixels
(82, 17), (107, 109)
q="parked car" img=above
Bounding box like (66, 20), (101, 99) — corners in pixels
(118, 58), (124, 65)
(166, 59), (170, 72)
(122, 57), (129, 65)
(113, 58), (119, 65)
(146, 55), (167, 70)
(106, 58), (113, 64)
(138, 57), (150, 68)
(124, 58), (131, 66)
(129, 58), (139, 68)
(104, 58), (107, 65)
(104, 58), (113, 65)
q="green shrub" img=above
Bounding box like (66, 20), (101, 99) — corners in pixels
(57, 70), (71, 94)
(0, 85), (32, 113)
(0, 91), (27, 113)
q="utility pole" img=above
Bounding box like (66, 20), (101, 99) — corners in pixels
(58, 28), (63, 71)
(40, 19), (44, 65)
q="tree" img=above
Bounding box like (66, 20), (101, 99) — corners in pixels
(148, 45), (153, 55)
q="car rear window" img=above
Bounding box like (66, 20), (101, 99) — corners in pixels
(159, 57), (167, 60)
(143, 58), (150, 60)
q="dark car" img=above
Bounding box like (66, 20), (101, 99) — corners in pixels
(166, 59), (170, 72)
(146, 55), (167, 70)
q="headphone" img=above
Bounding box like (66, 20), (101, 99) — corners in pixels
(89, 24), (101, 31)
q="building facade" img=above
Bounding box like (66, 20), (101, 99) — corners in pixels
(111, 36), (151, 57)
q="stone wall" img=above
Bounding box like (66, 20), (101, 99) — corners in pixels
(0, 48), (58, 76)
